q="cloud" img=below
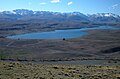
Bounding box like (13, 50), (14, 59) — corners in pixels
(40, 2), (47, 5)
(68, 1), (73, 6)
(51, 0), (60, 3)
(111, 4), (119, 9)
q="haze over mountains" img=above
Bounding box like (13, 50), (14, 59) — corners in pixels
(0, 9), (120, 23)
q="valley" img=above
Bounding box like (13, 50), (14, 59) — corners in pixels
(0, 9), (120, 79)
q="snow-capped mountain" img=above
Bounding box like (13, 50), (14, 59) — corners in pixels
(13, 9), (34, 15)
(0, 9), (86, 16)
(89, 13), (120, 18)
(0, 9), (89, 22)
(88, 13), (120, 23)
(0, 9), (120, 23)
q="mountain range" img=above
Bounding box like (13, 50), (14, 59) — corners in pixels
(0, 9), (120, 23)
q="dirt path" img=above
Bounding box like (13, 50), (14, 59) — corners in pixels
(6, 41), (14, 47)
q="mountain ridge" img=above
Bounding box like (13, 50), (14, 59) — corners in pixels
(0, 9), (120, 23)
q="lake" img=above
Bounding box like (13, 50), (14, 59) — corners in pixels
(7, 26), (120, 39)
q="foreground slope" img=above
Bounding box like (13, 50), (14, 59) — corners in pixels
(0, 61), (120, 79)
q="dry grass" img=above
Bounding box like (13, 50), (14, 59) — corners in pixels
(0, 61), (120, 79)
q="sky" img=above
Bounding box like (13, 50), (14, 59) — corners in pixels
(0, 0), (120, 15)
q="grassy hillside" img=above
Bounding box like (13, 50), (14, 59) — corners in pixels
(0, 61), (120, 79)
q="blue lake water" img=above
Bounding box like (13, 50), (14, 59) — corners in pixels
(7, 26), (120, 39)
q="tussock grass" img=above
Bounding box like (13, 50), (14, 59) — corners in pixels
(0, 61), (120, 79)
